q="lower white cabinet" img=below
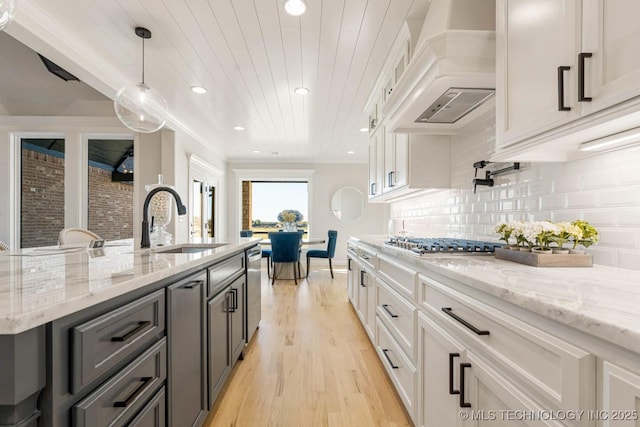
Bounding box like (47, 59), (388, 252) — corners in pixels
(418, 312), (465, 427)
(355, 264), (376, 340)
(347, 254), (358, 306)
(600, 360), (640, 427)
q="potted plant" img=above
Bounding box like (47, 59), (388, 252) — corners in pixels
(277, 209), (304, 232)
(493, 222), (514, 248)
(549, 221), (582, 254)
(570, 220), (599, 253)
(532, 221), (558, 254)
(511, 221), (536, 251)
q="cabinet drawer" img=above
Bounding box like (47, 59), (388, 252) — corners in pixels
(208, 253), (244, 297)
(126, 387), (166, 427)
(71, 289), (165, 393)
(74, 338), (167, 427)
(376, 278), (417, 362)
(420, 275), (595, 413)
(357, 246), (377, 271)
(377, 254), (417, 299)
(376, 318), (416, 422)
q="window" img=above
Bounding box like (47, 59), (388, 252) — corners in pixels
(20, 138), (65, 248)
(244, 181), (308, 237)
(87, 139), (134, 241)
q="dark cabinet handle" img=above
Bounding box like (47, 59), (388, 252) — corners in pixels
(360, 270), (366, 287)
(388, 171), (395, 188)
(578, 52), (592, 102)
(347, 258), (352, 271)
(449, 353), (460, 395)
(459, 363), (471, 408)
(381, 304), (399, 318)
(557, 66), (571, 111)
(110, 321), (151, 342)
(226, 290), (235, 313)
(370, 182), (376, 196)
(360, 254), (371, 260)
(442, 307), (490, 336)
(382, 349), (399, 369)
(230, 288), (238, 311)
(183, 280), (204, 289)
(114, 376), (153, 407)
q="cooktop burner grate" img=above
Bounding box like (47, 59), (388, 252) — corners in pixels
(385, 237), (503, 255)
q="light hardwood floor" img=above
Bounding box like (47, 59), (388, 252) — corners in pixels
(205, 264), (412, 427)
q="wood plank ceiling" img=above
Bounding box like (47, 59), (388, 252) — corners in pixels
(9, 0), (428, 163)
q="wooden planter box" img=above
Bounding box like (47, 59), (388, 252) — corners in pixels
(494, 248), (593, 267)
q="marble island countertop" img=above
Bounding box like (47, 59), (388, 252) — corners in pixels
(0, 238), (261, 334)
(350, 235), (640, 354)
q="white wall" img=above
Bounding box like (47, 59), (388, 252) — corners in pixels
(226, 162), (388, 263)
(390, 110), (640, 270)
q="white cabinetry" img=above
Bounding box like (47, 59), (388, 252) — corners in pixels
(494, 0), (640, 161)
(368, 134), (383, 199)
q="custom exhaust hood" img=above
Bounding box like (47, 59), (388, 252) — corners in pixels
(383, 0), (496, 134)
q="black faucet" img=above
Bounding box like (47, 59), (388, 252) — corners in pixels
(141, 187), (187, 248)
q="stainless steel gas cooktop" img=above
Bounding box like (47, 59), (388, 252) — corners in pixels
(385, 237), (503, 256)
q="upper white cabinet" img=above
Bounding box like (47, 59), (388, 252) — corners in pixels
(369, 133), (450, 202)
(493, 0), (640, 161)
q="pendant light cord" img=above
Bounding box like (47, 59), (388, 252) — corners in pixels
(141, 37), (145, 84)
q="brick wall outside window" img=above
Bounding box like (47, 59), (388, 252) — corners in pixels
(20, 148), (133, 248)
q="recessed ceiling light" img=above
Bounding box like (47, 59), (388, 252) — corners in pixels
(359, 127), (368, 132)
(294, 87), (310, 95)
(252, 150), (261, 154)
(191, 86), (207, 94)
(284, 0), (306, 16)
(347, 151), (355, 154)
(233, 126), (245, 131)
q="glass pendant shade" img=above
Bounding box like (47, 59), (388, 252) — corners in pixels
(114, 82), (167, 133)
(284, 0), (306, 16)
(0, 0), (17, 31)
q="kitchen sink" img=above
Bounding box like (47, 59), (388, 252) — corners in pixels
(153, 243), (228, 254)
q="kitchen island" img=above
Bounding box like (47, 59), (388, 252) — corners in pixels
(0, 237), (261, 427)
(348, 235), (640, 426)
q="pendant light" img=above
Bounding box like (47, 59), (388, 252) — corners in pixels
(114, 27), (168, 133)
(0, 0), (17, 31)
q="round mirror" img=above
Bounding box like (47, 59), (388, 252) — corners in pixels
(330, 187), (366, 222)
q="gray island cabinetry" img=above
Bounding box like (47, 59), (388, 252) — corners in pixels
(0, 241), (260, 427)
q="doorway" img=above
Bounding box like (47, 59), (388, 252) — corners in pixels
(192, 180), (215, 239)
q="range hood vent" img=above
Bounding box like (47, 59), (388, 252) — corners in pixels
(381, 0), (496, 133)
(415, 88), (494, 124)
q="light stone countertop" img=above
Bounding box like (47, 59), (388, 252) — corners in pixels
(350, 235), (640, 354)
(0, 238), (261, 334)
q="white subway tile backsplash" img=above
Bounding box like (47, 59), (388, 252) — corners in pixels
(553, 175), (581, 193)
(616, 249), (640, 271)
(617, 209), (640, 227)
(566, 191), (598, 209)
(583, 169), (618, 189)
(540, 194), (567, 210)
(389, 110), (640, 269)
(600, 186), (640, 206)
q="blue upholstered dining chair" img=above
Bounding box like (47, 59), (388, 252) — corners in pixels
(306, 230), (338, 279)
(241, 230), (272, 277)
(268, 232), (302, 285)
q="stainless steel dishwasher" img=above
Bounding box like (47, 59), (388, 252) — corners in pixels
(245, 246), (262, 342)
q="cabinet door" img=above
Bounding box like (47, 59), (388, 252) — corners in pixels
(383, 128), (395, 194)
(368, 136), (380, 198)
(465, 352), (564, 427)
(229, 275), (246, 365)
(365, 272), (376, 340)
(582, 0), (640, 115)
(496, 0), (581, 148)
(347, 256), (358, 306)
(356, 268), (369, 325)
(600, 361), (640, 427)
(393, 133), (409, 189)
(168, 276), (207, 427)
(207, 287), (231, 408)
(418, 313), (465, 427)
